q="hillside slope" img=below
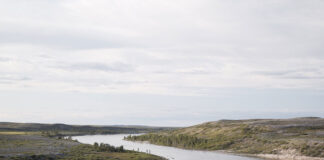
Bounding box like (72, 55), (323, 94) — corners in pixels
(126, 117), (324, 159)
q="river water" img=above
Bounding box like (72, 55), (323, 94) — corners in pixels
(73, 134), (263, 160)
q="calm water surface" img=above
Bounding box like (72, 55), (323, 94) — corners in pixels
(73, 134), (263, 160)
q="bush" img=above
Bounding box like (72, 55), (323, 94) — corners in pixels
(96, 143), (124, 152)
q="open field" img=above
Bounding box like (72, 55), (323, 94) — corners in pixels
(126, 117), (324, 159)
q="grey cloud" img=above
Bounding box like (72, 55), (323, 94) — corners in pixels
(0, 1), (133, 50)
(37, 54), (53, 59)
(283, 75), (324, 80)
(0, 75), (31, 83)
(0, 57), (10, 62)
(254, 70), (297, 76)
(175, 69), (211, 75)
(0, 0), (323, 93)
(0, 26), (131, 50)
(73, 79), (148, 86)
(154, 70), (210, 75)
(0, 0), (322, 56)
(254, 69), (324, 79)
(63, 62), (134, 72)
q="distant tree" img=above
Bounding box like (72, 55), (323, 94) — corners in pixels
(94, 142), (99, 148)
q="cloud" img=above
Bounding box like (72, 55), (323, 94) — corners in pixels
(62, 62), (134, 72)
(0, 0), (323, 95)
(0, 21), (134, 50)
(253, 68), (324, 80)
(0, 57), (10, 62)
(1, 0), (324, 125)
(0, 74), (31, 84)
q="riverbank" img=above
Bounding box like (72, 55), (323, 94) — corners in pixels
(220, 149), (324, 160)
(126, 117), (324, 159)
(0, 133), (166, 160)
(256, 153), (324, 160)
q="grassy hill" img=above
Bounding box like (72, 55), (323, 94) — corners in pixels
(0, 122), (174, 136)
(126, 117), (324, 159)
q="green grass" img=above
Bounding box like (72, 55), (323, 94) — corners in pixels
(2, 144), (165, 160)
(61, 144), (164, 160)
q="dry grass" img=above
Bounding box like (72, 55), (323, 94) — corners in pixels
(0, 131), (40, 135)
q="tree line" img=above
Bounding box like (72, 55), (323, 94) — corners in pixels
(125, 134), (209, 149)
(93, 142), (125, 152)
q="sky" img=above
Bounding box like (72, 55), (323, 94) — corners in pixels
(0, 0), (324, 126)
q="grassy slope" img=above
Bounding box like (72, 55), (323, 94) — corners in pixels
(126, 117), (324, 158)
(0, 133), (165, 160)
(59, 144), (164, 160)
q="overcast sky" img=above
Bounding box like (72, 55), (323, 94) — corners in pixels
(1, 0), (324, 126)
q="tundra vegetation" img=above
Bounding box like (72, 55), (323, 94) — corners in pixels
(125, 117), (324, 158)
(0, 124), (167, 160)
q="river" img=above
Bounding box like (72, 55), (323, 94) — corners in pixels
(73, 134), (263, 160)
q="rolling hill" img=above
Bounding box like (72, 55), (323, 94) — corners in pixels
(126, 117), (324, 159)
